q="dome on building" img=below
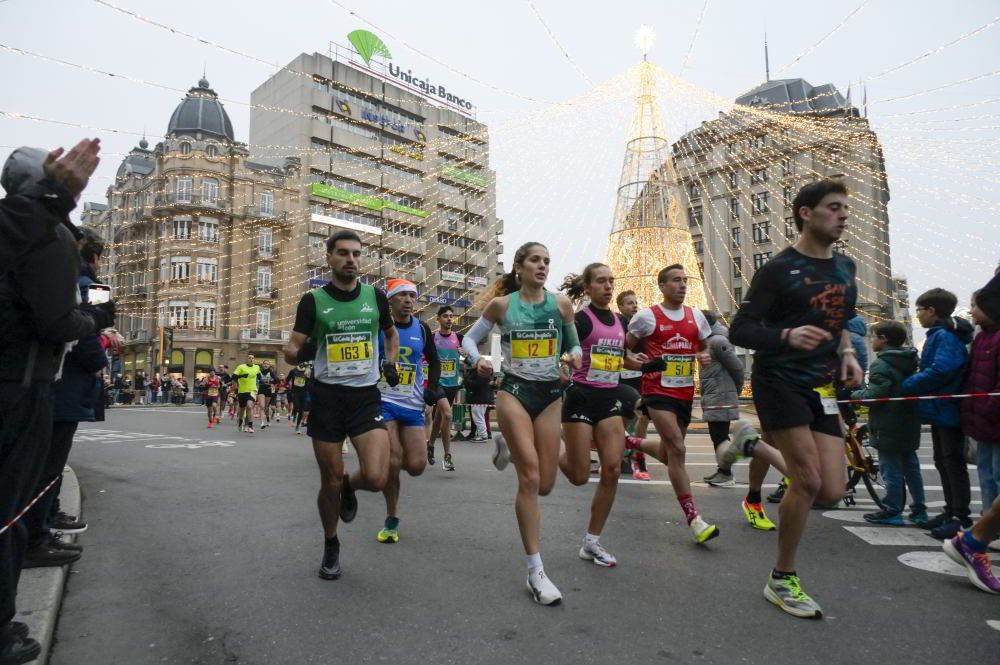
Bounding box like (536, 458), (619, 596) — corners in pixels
(166, 77), (235, 142)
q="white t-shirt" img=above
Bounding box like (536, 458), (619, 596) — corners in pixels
(628, 304), (712, 342)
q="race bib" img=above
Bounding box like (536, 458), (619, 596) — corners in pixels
(510, 329), (557, 373)
(440, 359), (458, 379)
(814, 382), (840, 415)
(380, 362), (417, 395)
(293, 377), (306, 387)
(324, 332), (374, 377)
(660, 354), (694, 388)
(207, 387), (219, 397)
(586, 345), (623, 385)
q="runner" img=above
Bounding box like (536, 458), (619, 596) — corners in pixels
(616, 289), (651, 480)
(232, 354), (261, 434)
(427, 305), (464, 471)
(216, 365), (231, 425)
(282, 229), (399, 580)
(257, 360), (278, 429)
(203, 368), (222, 429)
(625, 264), (719, 544)
(461, 241), (581, 605)
(375, 279), (441, 543)
(557, 263), (642, 567)
(274, 373), (289, 422)
(730, 179), (863, 619)
(287, 362), (309, 433)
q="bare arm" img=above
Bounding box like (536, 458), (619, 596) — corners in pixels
(383, 324), (400, 365)
(283, 331), (307, 365)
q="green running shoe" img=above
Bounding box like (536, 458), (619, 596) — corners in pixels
(764, 572), (822, 619)
(377, 517), (400, 544)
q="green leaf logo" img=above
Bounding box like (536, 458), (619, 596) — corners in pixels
(348, 30), (392, 66)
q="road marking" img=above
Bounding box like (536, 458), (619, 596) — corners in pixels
(843, 526), (941, 546)
(898, 550), (1000, 577)
(987, 620), (1000, 632)
(822, 510), (872, 523)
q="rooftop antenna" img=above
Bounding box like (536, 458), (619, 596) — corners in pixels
(764, 32), (771, 82)
(635, 25), (656, 61)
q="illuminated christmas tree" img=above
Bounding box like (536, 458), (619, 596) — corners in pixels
(606, 27), (707, 310)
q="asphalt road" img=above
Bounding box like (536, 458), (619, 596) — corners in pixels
(49, 406), (997, 665)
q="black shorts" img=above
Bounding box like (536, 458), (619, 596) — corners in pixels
(614, 382), (641, 421)
(237, 392), (256, 407)
(499, 375), (563, 420)
(259, 385), (273, 397)
(204, 396), (219, 404)
(443, 386), (461, 405)
(640, 394), (693, 429)
(562, 383), (626, 425)
(751, 373), (842, 438)
(307, 382), (385, 442)
(620, 375), (642, 394)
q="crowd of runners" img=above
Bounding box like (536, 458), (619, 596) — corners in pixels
(256, 177), (1000, 617)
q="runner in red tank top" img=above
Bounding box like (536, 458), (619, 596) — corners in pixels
(625, 264), (720, 544)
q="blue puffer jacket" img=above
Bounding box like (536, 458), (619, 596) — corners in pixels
(846, 315), (869, 372)
(901, 318), (973, 427)
(52, 267), (108, 423)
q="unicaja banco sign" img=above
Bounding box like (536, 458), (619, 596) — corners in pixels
(346, 30), (474, 112)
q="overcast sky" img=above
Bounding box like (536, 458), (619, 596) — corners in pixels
(1, 0), (997, 331)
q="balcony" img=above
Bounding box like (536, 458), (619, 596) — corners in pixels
(240, 329), (289, 342)
(255, 247), (279, 262)
(244, 206), (289, 224)
(253, 288), (279, 301)
(153, 193), (223, 212)
(127, 330), (151, 342)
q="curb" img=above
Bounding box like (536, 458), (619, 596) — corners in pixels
(17, 466), (81, 665)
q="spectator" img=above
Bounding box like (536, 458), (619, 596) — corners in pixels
(112, 372), (123, 404)
(134, 370), (146, 405)
(851, 321), (926, 525)
(0, 139), (107, 664)
(699, 311), (745, 487)
(962, 285), (1000, 514)
(150, 373), (161, 404)
(846, 314), (870, 373)
(902, 288), (974, 540)
(464, 361), (494, 441)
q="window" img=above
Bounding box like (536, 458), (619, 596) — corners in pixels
(179, 142), (191, 155)
(688, 206), (703, 228)
(206, 145), (218, 158)
(176, 178), (193, 203)
(256, 266), (272, 294)
(196, 258), (218, 283)
(734, 287), (743, 304)
(170, 256), (190, 281)
(447, 216), (459, 232)
(168, 300), (189, 327)
(258, 228), (273, 256)
(688, 183), (701, 199)
(748, 134), (767, 150)
(172, 218), (191, 239)
(729, 197), (740, 220)
(728, 171), (738, 189)
(194, 302), (216, 328)
(752, 221), (771, 244)
(751, 168), (768, 185)
(693, 239), (704, 254)
(753, 252), (772, 270)
(159, 258), (169, 282)
(751, 191), (770, 214)
(784, 217), (797, 240)
(781, 158), (792, 176)
(255, 308), (271, 335)
(260, 191), (274, 215)
(199, 218), (218, 242)
(202, 178), (219, 205)
(730, 226), (741, 249)
(732, 257), (742, 279)
(698, 262), (705, 277)
(783, 186), (793, 207)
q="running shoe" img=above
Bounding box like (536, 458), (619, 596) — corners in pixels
(442, 454), (455, 472)
(339, 475), (358, 523)
(943, 535), (1000, 594)
(207, 423), (213, 429)
(246, 426), (255, 434)
(907, 510), (929, 525)
(704, 471), (735, 488)
(764, 572), (822, 619)
(0, 635), (40, 664)
(295, 429), (302, 435)
(918, 512), (952, 531)
(742, 498), (777, 531)
(319, 538), (341, 580)
(427, 445), (436, 467)
(689, 515), (719, 544)
(579, 539), (617, 567)
(631, 462), (651, 481)
(864, 510), (904, 526)
(492, 434), (511, 471)
(49, 511), (87, 534)
(472, 434), (489, 442)
(930, 517), (973, 541)
(767, 478), (789, 504)
(377, 517), (400, 544)
(526, 569), (562, 605)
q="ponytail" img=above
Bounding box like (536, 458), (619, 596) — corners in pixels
(560, 273), (586, 303)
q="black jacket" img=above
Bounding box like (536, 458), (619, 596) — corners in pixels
(0, 175), (76, 265)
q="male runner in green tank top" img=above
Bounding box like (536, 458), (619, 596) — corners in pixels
(284, 230), (399, 580)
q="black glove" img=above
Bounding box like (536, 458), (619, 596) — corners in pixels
(83, 300), (116, 330)
(296, 338), (318, 363)
(641, 356), (667, 374)
(382, 361), (400, 387)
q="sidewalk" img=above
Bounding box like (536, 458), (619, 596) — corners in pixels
(16, 466), (81, 665)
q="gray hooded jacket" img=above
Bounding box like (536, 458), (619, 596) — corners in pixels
(699, 321), (745, 422)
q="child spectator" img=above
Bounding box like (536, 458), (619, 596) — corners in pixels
(851, 321), (925, 525)
(902, 288), (973, 539)
(962, 288), (1000, 514)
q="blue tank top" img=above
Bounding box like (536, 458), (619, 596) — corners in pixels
(378, 316), (426, 412)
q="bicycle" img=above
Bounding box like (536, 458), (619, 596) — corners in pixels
(842, 422), (886, 509)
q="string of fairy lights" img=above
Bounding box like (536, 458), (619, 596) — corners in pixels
(0, 3), (997, 357)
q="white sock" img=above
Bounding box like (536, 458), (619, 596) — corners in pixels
(526, 552), (543, 573)
(584, 533), (600, 547)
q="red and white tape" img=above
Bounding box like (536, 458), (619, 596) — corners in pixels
(700, 391), (1000, 411)
(0, 476), (60, 537)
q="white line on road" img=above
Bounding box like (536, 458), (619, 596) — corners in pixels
(844, 526), (944, 546)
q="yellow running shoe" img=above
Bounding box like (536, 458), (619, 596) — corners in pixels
(690, 515), (720, 544)
(377, 518), (400, 543)
(743, 498), (777, 531)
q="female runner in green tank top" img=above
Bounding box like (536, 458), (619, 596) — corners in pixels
(462, 242), (582, 606)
